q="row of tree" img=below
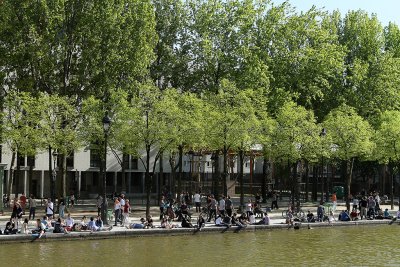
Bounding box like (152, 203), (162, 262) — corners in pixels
(1, 0), (400, 214)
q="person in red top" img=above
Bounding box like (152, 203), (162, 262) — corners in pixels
(331, 192), (337, 211)
(122, 199), (131, 227)
(19, 193), (27, 215)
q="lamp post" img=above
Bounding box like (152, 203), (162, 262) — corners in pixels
(52, 150), (58, 202)
(102, 114), (111, 225)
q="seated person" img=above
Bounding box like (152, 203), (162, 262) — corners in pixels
(375, 209), (384, 219)
(231, 213), (246, 228)
(248, 212), (256, 225)
(286, 210), (294, 225)
(396, 209), (400, 219)
(181, 215), (193, 228)
(339, 210), (350, 221)
(127, 218), (146, 229)
(95, 216), (103, 228)
(306, 210), (315, 223)
(350, 209), (358, 221)
(256, 213), (270, 225)
(41, 216), (52, 230)
(239, 213), (249, 225)
(215, 215), (229, 228)
(65, 214), (75, 231)
(383, 209), (392, 219)
(145, 215), (154, 229)
(79, 216), (88, 230)
(32, 218), (46, 238)
(197, 215), (205, 230)
(53, 218), (67, 233)
(4, 219), (18, 235)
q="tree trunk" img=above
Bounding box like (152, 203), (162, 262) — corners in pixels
(239, 149), (244, 211)
(262, 157), (268, 203)
(7, 151), (16, 196)
(62, 154), (67, 199)
(15, 152), (21, 198)
(121, 154), (127, 193)
(145, 145), (152, 217)
(304, 160), (309, 202)
(177, 145), (183, 196)
(212, 151), (220, 196)
(222, 146), (228, 196)
(159, 151), (164, 204)
(345, 158), (355, 211)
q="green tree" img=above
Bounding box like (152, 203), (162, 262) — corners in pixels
(374, 110), (400, 209)
(323, 105), (374, 211)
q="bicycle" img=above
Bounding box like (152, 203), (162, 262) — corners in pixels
(282, 207), (305, 220)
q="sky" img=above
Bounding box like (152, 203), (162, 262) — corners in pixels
(272, 0), (399, 26)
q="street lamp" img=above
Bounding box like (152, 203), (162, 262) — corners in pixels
(52, 150), (58, 202)
(102, 114), (111, 225)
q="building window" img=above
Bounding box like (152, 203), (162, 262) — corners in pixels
(27, 156), (35, 167)
(130, 157), (138, 170)
(17, 153), (25, 167)
(66, 152), (74, 168)
(90, 149), (101, 168)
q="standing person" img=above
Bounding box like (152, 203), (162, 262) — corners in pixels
(331, 192), (337, 212)
(360, 197), (368, 220)
(122, 199), (131, 227)
(28, 194), (36, 220)
(207, 195), (217, 222)
(19, 193), (27, 214)
(193, 191), (201, 213)
(246, 199), (253, 219)
(70, 193), (75, 208)
(46, 198), (54, 219)
(59, 200), (66, 219)
(225, 195), (233, 217)
(113, 197), (121, 226)
(353, 196), (359, 211)
(271, 191), (279, 210)
(218, 196), (226, 217)
(317, 202), (325, 222)
(96, 195), (103, 217)
(160, 195), (166, 220)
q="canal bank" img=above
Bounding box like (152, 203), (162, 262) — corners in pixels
(0, 199), (397, 244)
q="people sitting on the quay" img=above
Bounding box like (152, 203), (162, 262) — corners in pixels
(65, 213), (75, 231)
(215, 215), (230, 228)
(41, 216), (52, 231)
(21, 218), (30, 234)
(396, 209), (400, 220)
(248, 212), (256, 224)
(4, 218), (18, 235)
(145, 215), (154, 229)
(178, 202), (190, 221)
(239, 213), (249, 226)
(306, 210), (315, 223)
(255, 212), (270, 225)
(181, 215), (194, 228)
(382, 209), (392, 219)
(196, 215), (205, 230)
(317, 203), (324, 222)
(78, 216), (88, 231)
(53, 218), (68, 234)
(127, 218), (146, 229)
(87, 216), (112, 232)
(32, 218), (46, 239)
(161, 216), (174, 229)
(231, 213), (246, 229)
(338, 210), (350, 221)
(246, 199), (253, 219)
(350, 209), (359, 221)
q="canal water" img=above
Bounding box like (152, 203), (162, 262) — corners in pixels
(0, 224), (399, 266)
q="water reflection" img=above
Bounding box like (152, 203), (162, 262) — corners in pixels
(1, 225), (399, 266)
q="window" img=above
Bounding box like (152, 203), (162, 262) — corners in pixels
(27, 156), (35, 167)
(66, 152), (74, 168)
(130, 157), (138, 170)
(90, 149), (101, 168)
(17, 153), (25, 167)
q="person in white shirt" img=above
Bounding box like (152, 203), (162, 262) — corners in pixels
(194, 192), (201, 213)
(65, 213), (75, 231)
(46, 198), (54, 219)
(219, 196), (226, 216)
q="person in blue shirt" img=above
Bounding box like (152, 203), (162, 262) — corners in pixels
(339, 210), (350, 221)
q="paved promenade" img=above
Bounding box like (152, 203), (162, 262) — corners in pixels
(0, 198), (398, 243)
